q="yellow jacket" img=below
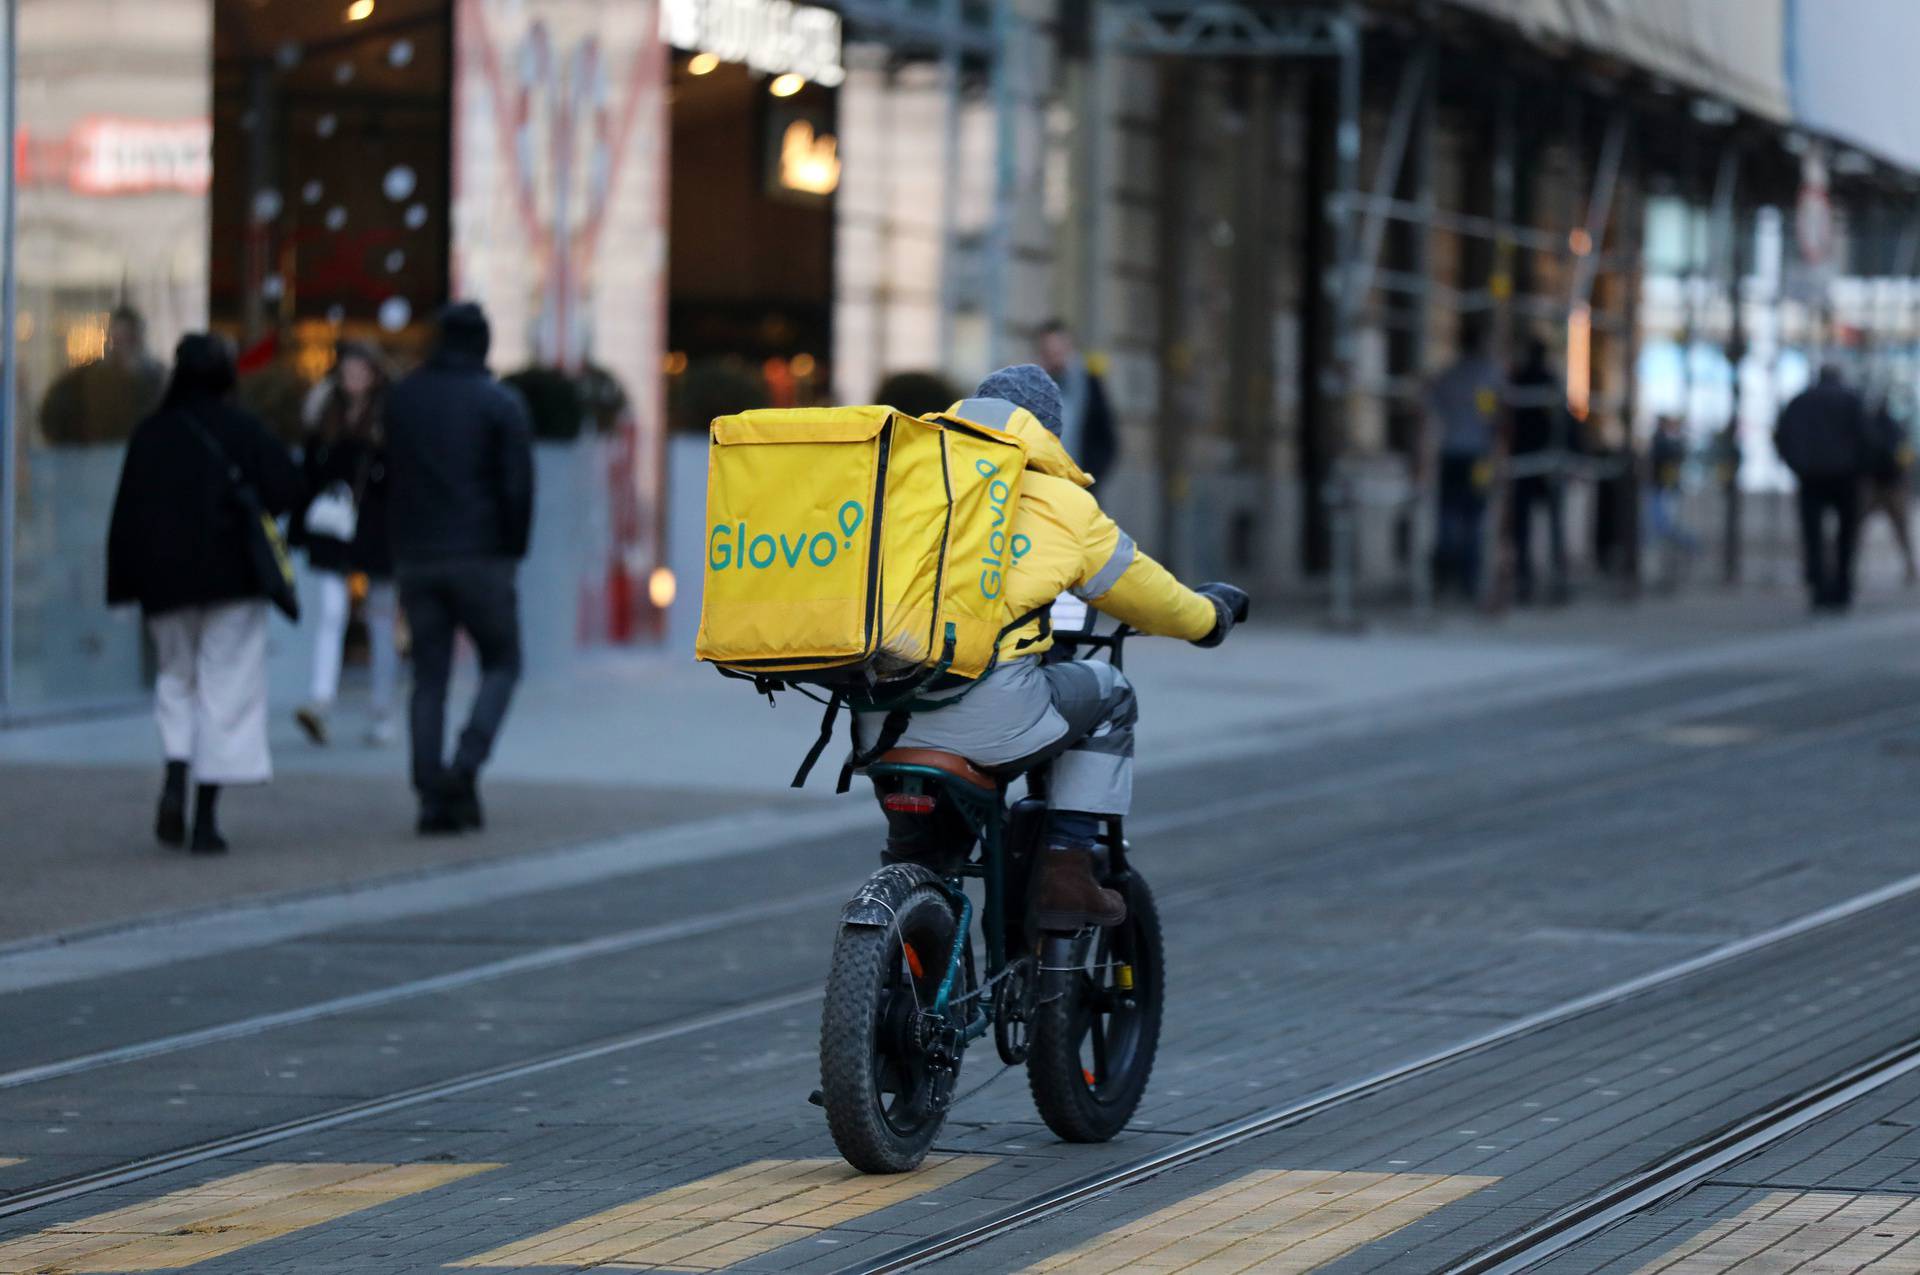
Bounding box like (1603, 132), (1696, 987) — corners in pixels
(945, 397), (1219, 662)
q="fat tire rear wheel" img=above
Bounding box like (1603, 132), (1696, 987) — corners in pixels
(1027, 871), (1164, 1143)
(819, 884), (959, 1173)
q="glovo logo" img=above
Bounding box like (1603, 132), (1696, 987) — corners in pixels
(976, 459), (1029, 600)
(711, 500), (866, 571)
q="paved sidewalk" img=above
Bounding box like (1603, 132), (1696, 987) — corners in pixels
(2, 580), (1912, 946)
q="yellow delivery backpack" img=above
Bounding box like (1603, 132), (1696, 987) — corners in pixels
(695, 405), (1041, 787)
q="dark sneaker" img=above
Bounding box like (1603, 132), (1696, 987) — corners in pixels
(189, 826), (228, 855)
(443, 770), (483, 831)
(417, 801), (462, 836)
(1031, 847), (1127, 931)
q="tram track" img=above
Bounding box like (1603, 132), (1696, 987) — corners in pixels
(833, 869), (1920, 1273)
(0, 671), (1851, 1096)
(3, 672), (1916, 1248)
(1437, 1034), (1920, 1274)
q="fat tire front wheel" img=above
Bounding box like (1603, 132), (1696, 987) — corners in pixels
(819, 884), (960, 1173)
(1027, 871), (1164, 1142)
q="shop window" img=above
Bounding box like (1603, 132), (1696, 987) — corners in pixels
(667, 54), (835, 430)
(211, 0), (451, 440)
(9, 0), (212, 708)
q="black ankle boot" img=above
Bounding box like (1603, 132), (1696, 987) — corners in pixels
(190, 784), (228, 854)
(156, 761), (188, 848)
(444, 768), (483, 831)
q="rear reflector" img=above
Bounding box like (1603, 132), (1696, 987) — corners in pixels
(882, 793), (938, 814)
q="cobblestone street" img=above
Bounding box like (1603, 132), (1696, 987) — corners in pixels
(6, 594), (1920, 1272)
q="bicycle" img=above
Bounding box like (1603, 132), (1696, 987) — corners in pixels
(816, 624), (1164, 1174)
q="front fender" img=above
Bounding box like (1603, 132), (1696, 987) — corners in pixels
(839, 862), (944, 928)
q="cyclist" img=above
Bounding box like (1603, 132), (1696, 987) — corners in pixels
(856, 364), (1247, 931)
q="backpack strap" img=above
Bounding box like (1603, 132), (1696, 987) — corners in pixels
(837, 708), (910, 794)
(792, 694), (843, 788)
(1006, 603), (1052, 653)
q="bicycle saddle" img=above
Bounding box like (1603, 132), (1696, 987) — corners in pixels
(875, 748), (996, 790)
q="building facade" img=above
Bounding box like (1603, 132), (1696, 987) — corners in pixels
(4, 0), (1919, 716)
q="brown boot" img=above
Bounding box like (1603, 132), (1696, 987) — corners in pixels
(1032, 847), (1127, 931)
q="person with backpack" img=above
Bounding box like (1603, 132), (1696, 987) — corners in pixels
(292, 340), (399, 746)
(384, 303), (535, 835)
(106, 334), (303, 853)
(1862, 390), (1917, 586)
(1775, 365), (1872, 612)
(853, 365), (1247, 931)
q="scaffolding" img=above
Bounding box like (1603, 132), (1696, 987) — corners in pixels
(1076, 1), (1726, 625)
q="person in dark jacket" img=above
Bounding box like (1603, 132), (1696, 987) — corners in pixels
(384, 302), (535, 833)
(1506, 338), (1570, 604)
(292, 341), (399, 747)
(1775, 365), (1871, 612)
(106, 333), (303, 853)
(1035, 320), (1119, 482)
(1861, 390), (1917, 585)
(41, 305), (166, 445)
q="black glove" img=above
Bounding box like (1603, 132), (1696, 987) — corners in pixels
(1191, 582), (1251, 648)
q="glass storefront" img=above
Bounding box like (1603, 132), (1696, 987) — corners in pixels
(0, 0), (944, 717)
(7, 0), (210, 710)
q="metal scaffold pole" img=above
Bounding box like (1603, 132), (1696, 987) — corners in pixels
(985, 0), (1016, 369)
(936, 0), (962, 370)
(1325, 12), (1362, 631)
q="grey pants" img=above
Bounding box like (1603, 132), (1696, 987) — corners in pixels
(855, 657), (1137, 815)
(399, 557), (522, 794)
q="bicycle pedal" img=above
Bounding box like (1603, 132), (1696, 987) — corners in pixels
(806, 1088), (825, 1108)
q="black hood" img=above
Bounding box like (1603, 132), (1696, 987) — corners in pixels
(160, 333), (237, 410)
(435, 302), (491, 367)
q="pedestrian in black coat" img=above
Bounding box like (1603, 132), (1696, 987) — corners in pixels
(1036, 320), (1120, 483)
(106, 334), (303, 853)
(384, 302), (536, 834)
(1775, 365), (1871, 611)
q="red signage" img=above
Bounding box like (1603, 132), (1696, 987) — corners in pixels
(66, 117), (212, 195)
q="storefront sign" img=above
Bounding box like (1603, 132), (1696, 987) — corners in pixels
(68, 117), (212, 195)
(660, 0), (845, 87)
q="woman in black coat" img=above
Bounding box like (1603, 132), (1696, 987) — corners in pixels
(291, 341), (397, 746)
(107, 334), (302, 853)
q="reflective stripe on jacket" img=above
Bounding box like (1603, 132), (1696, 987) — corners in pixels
(946, 397), (1217, 660)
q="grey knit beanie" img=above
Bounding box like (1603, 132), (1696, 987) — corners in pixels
(974, 364), (1065, 438)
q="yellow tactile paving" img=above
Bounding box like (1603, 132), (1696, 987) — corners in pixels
(0, 1160), (498, 1273)
(1022, 1168), (1499, 1274)
(1632, 1190), (1920, 1273)
(451, 1154), (992, 1272)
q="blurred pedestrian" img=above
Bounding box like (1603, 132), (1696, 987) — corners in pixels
(1507, 339), (1571, 605)
(1424, 333), (1502, 599)
(293, 341), (399, 747)
(385, 303), (534, 835)
(1645, 415), (1699, 576)
(39, 305), (166, 445)
(1035, 320), (1118, 482)
(1775, 364), (1871, 612)
(1861, 390), (1917, 586)
(106, 334), (303, 854)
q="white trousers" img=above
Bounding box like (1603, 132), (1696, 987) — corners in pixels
(308, 571), (399, 712)
(149, 600), (273, 785)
